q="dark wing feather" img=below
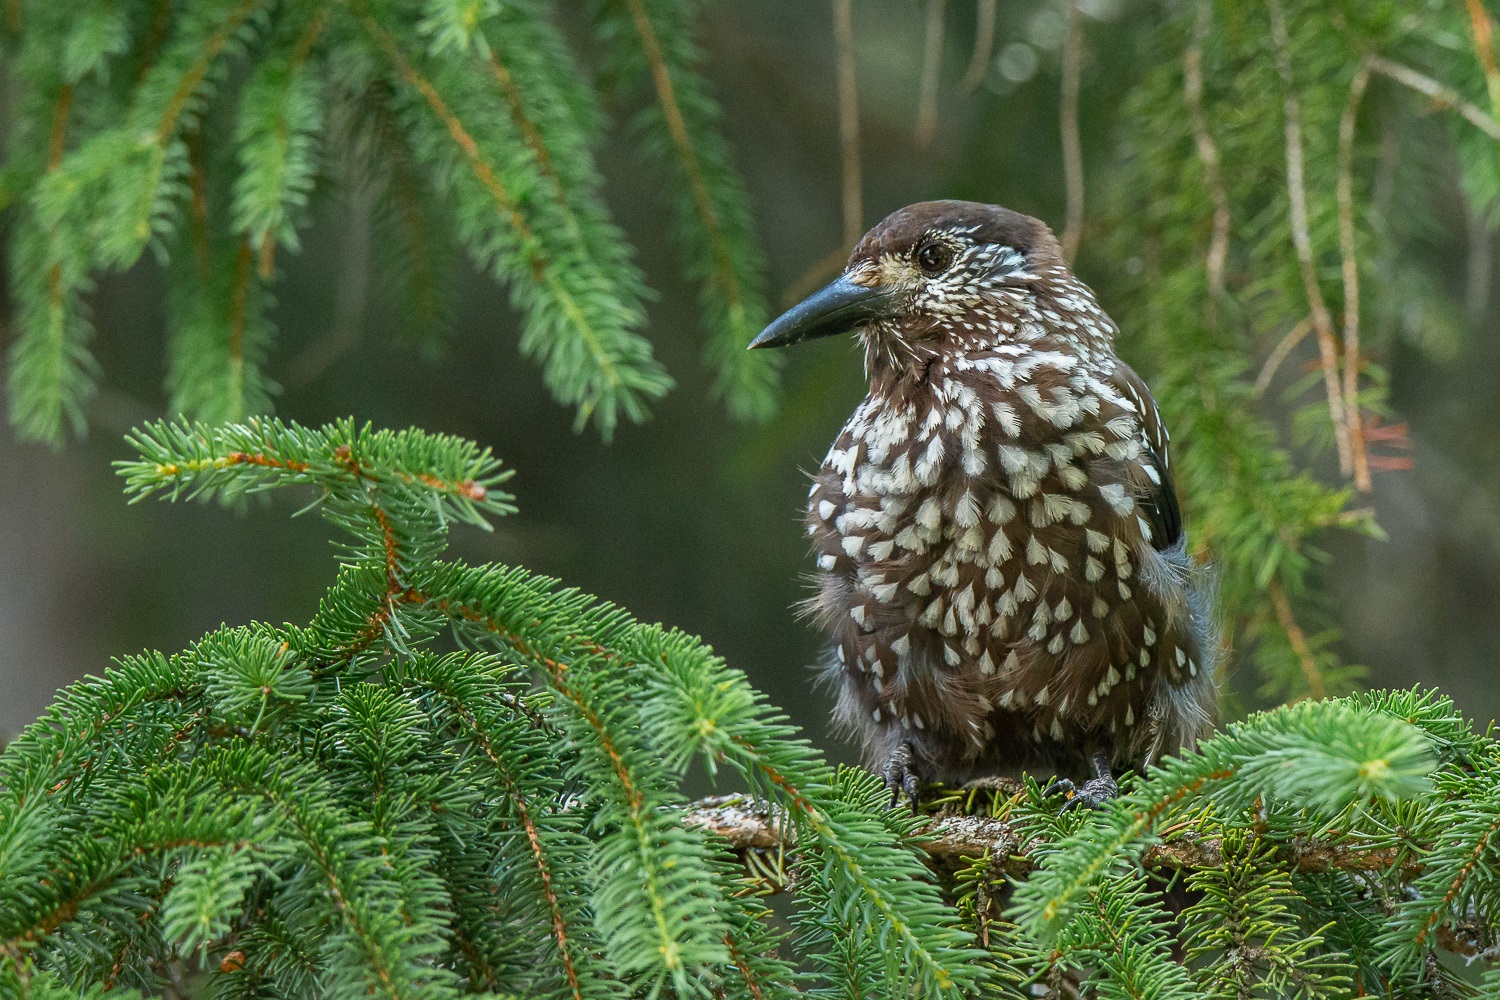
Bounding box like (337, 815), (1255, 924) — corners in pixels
(1110, 363), (1182, 551)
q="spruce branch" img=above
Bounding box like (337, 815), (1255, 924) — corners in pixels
(8, 417), (1500, 995)
(593, 0), (780, 421)
(354, 4), (669, 439)
(2, 0), (778, 441)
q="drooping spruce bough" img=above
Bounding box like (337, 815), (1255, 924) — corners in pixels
(3, 417), (1500, 999)
(1, 0), (776, 444)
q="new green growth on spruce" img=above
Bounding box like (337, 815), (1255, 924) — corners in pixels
(0, 416), (980, 999)
(0, 0), (777, 444)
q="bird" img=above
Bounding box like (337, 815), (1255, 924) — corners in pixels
(750, 201), (1217, 808)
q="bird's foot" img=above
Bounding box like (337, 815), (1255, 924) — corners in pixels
(1044, 773), (1118, 812)
(882, 741), (922, 809)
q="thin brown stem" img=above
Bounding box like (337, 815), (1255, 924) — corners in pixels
(1339, 62), (1372, 492)
(1059, 0), (1085, 263)
(833, 0), (862, 247)
(1465, 0), (1500, 118)
(914, 0), (947, 148)
(1183, 0), (1230, 325)
(1268, 579), (1326, 701)
(1253, 317), (1312, 398)
(47, 86), (73, 169)
(1366, 54), (1500, 141)
(959, 0), (997, 96)
(1267, 0), (1354, 478)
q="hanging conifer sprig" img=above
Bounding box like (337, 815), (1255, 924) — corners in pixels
(1100, 0), (1500, 701)
(2, 0), (778, 443)
(0, 416), (981, 998)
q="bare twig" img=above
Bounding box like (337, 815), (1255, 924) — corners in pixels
(1267, 0), (1354, 479)
(1339, 61), (1372, 492)
(1253, 317), (1312, 398)
(833, 0), (863, 247)
(1183, 0), (1231, 326)
(915, 0), (947, 148)
(1366, 54), (1500, 141)
(959, 0), (997, 96)
(1268, 579), (1326, 701)
(1059, 0), (1085, 263)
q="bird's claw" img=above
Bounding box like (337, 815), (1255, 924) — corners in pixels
(883, 741), (922, 809)
(1045, 774), (1118, 812)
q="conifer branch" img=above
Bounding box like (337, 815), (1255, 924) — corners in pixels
(2, 0), (771, 440)
(597, 0), (779, 420)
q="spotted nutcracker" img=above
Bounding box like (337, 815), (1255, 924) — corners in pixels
(750, 201), (1217, 808)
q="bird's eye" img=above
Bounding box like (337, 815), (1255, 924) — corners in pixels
(916, 241), (954, 275)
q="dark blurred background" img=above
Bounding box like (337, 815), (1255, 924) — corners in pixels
(2, 0), (1498, 755)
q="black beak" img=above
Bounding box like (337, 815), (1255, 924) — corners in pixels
(748, 275), (901, 349)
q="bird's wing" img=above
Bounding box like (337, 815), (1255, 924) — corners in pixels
(1107, 363), (1182, 551)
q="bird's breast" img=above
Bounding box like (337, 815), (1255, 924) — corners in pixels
(803, 348), (1207, 772)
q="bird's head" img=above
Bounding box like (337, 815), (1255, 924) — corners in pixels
(751, 201), (1073, 381)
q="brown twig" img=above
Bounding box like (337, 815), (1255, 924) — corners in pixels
(832, 0), (862, 247)
(1339, 61), (1372, 492)
(1366, 54), (1500, 141)
(1266, 0), (1354, 479)
(1183, 0), (1230, 326)
(1267, 579), (1326, 701)
(914, 0), (947, 148)
(959, 0), (997, 96)
(1059, 0), (1085, 263)
(1465, 0), (1500, 118)
(1253, 317), (1312, 398)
